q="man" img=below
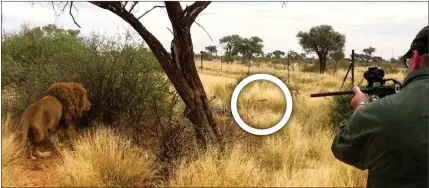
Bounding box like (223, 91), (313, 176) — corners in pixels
(331, 25), (428, 188)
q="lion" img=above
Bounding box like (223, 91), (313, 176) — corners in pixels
(20, 82), (91, 160)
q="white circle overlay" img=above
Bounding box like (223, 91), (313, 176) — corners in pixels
(230, 74), (293, 136)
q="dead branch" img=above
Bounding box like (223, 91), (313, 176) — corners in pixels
(199, 12), (215, 17)
(282, 2), (288, 8)
(138, 5), (166, 20)
(194, 21), (213, 42)
(60, 2), (68, 14)
(88, 1), (175, 72)
(128, 1), (138, 13)
(51, 1), (57, 16)
(166, 27), (173, 35)
(69, 2), (81, 28)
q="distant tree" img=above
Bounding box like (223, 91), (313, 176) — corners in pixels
(219, 35), (241, 64)
(352, 53), (367, 62)
(219, 35), (241, 56)
(272, 50), (285, 59)
(200, 51), (209, 58)
(287, 50), (301, 60)
(363, 46), (376, 63)
(200, 51), (209, 68)
(265, 52), (273, 59)
(300, 52), (307, 60)
(372, 56), (383, 63)
(331, 50), (345, 73)
(231, 36), (264, 63)
(205, 45), (217, 56)
(296, 25), (346, 73)
(390, 57), (397, 63)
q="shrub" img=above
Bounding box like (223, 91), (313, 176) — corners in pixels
(331, 95), (354, 129)
(222, 55), (234, 64)
(330, 82), (364, 130)
(1, 24), (171, 129)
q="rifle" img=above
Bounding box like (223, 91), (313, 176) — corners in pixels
(310, 67), (403, 99)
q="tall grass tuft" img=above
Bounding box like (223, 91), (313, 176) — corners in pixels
(56, 125), (160, 187)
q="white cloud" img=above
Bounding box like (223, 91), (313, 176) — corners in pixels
(2, 1), (427, 60)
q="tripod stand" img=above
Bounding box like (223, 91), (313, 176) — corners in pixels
(341, 49), (355, 88)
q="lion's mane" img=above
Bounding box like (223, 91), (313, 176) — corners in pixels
(45, 82), (90, 124)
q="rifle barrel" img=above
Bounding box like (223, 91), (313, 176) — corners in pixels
(310, 87), (383, 97)
(310, 90), (355, 97)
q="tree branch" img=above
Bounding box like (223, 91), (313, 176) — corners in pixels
(164, 2), (184, 32)
(128, 1), (138, 13)
(59, 2), (68, 15)
(137, 5), (165, 19)
(88, 1), (177, 75)
(282, 1), (288, 8)
(183, 1), (211, 26)
(69, 2), (81, 28)
(166, 27), (173, 35)
(194, 21), (213, 42)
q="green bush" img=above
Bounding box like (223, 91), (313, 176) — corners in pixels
(330, 82), (364, 130)
(331, 95), (354, 130)
(1, 24), (171, 129)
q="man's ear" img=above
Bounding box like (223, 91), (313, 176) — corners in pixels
(421, 53), (428, 66)
(409, 50), (426, 72)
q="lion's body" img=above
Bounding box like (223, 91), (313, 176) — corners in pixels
(21, 82), (91, 160)
(21, 96), (63, 159)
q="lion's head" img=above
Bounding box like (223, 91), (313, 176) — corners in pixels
(45, 82), (91, 122)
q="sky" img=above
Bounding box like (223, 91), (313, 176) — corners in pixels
(1, 1), (428, 60)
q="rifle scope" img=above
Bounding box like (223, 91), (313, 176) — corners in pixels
(364, 67), (385, 84)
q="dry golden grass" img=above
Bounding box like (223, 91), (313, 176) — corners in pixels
(1, 60), (406, 187)
(166, 60), (405, 187)
(56, 125), (160, 187)
(1, 114), (25, 187)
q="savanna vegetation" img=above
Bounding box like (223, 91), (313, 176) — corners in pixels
(2, 2), (409, 187)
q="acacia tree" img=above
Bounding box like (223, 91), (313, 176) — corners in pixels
(219, 34), (241, 64)
(363, 46), (376, 63)
(54, 1), (222, 150)
(272, 50), (285, 59)
(287, 50), (301, 60)
(231, 36), (264, 74)
(296, 25), (346, 73)
(372, 56), (383, 63)
(205, 45), (217, 56)
(232, 36), (264, 63)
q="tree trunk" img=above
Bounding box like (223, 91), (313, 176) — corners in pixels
(247, 60), (251, 75)
(334, 60), (339, 74)
(200, 54), (203, 70)
(319, 58), (327, 73)
(90, 1), (222, 151)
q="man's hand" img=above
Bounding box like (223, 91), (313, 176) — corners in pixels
(351, 86), (369, 111)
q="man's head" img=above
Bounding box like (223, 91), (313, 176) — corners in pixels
(401, 26), (428, 73)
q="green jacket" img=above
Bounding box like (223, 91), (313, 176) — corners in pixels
(331, 66), (428, 188)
